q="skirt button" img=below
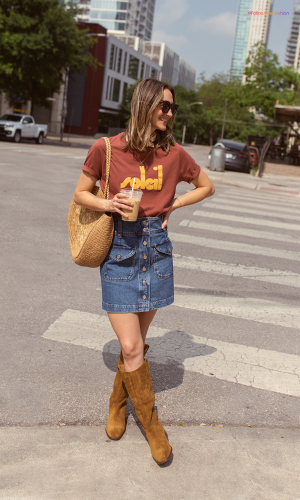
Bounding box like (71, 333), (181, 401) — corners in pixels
(142, 266), (146, 272)
(143, 254), (147, 260)
(142, 295), (146, 300)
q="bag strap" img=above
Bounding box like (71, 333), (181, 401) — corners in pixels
(102, 137), (112, 200)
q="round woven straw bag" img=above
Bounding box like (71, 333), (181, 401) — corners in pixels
(68, 137), (114, 268)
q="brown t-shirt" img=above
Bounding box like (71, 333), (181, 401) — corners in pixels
(82, 133), (201, 217)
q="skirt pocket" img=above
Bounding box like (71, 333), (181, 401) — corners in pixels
(154, 240), (173, 279)
(103, 246), (136, 282)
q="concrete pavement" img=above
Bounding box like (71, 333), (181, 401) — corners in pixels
(2, 137), (300, 499)
(1, 425), (300, 500)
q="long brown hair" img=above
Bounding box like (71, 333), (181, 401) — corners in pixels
(125, 78), (176, 154)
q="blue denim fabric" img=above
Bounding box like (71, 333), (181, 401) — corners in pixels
(100, 216), (174, 313)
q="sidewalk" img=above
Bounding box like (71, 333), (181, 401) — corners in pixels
(45, 133), (104, 149)
(1, 425), (299, 499)
(203, 167), (300, 197)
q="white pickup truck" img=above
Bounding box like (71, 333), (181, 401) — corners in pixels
(0, 114), (48, 144)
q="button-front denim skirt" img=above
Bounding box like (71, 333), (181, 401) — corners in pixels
(100, 216), (174, 313)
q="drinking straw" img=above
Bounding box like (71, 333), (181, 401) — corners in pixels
(132, 177), (136, 192)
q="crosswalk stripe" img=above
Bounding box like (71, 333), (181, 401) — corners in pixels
(173, 254), (300, 288)
(209, 197), (300, 216)
(225, 189), (300, 206)
(202, 202), (300, 222)
(193, 210), (299, 231)
(179, 219), (300, 244)
(173, 293), (300, 330)
(42, 309), (300, 397)
(169, 231), (300, 261)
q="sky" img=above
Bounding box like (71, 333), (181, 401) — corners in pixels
(152, 0), (294, 81)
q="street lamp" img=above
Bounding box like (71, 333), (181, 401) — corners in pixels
(187, 102), (203, 107)
(182, 102), (203, 145)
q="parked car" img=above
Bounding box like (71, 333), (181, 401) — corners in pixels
(208, 139), (252, 173)
(0, 114), (48, 144)
(249, 145), (259, 166)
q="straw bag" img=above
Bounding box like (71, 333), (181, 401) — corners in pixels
(68, 137), (114, 268)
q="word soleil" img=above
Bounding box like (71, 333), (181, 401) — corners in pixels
(120, 165), (163, 190)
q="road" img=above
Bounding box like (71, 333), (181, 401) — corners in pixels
(1, 140), (300, 429)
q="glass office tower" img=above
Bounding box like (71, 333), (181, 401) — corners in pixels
(230, 0), (273, 81)
(285, 1), (300, 70)
(72, 0), (155, 41)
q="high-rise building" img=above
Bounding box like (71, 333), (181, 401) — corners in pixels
(143, 42), (196, 91)
(230, 0), (273, 81)
(72, 0), (155, 41)
(285, 1), (300, 70)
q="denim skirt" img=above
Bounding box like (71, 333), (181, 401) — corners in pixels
(100, 216), (174, 313)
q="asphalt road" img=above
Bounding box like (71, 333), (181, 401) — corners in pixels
(1, 140), (300, 429)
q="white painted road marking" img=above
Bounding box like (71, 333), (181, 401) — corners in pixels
(179, 219), (300, 244)
(208, 197), (300, 216)
(173, 254), (300, 289)
(193, 210), (299, 231)
(169, 231), (300, 261)
(225, 189), (300, 206)
(202, 202), (300, 222)
(173, 293), (300, 330)
(42, 309), (300, 397)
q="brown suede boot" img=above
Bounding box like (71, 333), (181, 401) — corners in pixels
(118, 358), (172, 465)
(106, 344), (149, 440)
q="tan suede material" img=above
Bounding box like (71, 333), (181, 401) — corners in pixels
(106, 344), (149, 441)
(118, 358), (172, 464)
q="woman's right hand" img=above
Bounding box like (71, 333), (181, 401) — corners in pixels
(106, 192), (133, 218)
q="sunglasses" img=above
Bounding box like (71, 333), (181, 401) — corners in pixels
(159, 100), (179, 116)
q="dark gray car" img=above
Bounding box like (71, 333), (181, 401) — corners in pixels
(216, 139), (252, 174)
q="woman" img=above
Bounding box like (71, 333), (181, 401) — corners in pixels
(73, 78), (215, 465)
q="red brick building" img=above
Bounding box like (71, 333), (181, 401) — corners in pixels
(64, 23), (107, 136)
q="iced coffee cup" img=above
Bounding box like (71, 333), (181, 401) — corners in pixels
(121, 189), (143, 221)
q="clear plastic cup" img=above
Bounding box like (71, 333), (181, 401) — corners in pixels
(120, 189), (143, 221)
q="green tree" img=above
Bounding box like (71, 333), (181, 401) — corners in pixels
(118, 80), (140, 127)
(243, 42), (300, 119)
(0, 0), (97, 112)
(189, 73), (257, 145)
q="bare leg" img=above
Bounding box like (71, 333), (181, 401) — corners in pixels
(138, 310), (157, 345)
(108, 312), (144, 372)
(108, 310), (157, 372)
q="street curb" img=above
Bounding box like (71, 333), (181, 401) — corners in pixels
(206, 174), (300, 197)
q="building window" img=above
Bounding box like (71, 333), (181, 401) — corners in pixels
(128, 55), (139, 79)
(109, 44), (115, 70)
(109, 77), (114, 100)
(116, 12), (126, 20)
(112, 79), (121, 102)
(123, 52), (127, 75)
(117, 49), (122, 73)
(140, 61), (144, 79)
(106, 76), (110, 100)
(123, 81), (128, 101)
(151, 68), (156, 78)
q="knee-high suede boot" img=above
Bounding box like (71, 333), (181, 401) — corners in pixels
(118, 358), (172, 465)
(106, 344), (149, 440)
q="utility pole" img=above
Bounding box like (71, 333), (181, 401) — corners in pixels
(182, 102), (202, 145)
(221, 99), (227, 139)
(182, 125), (186, 145)
(60, 70), (69, 142)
